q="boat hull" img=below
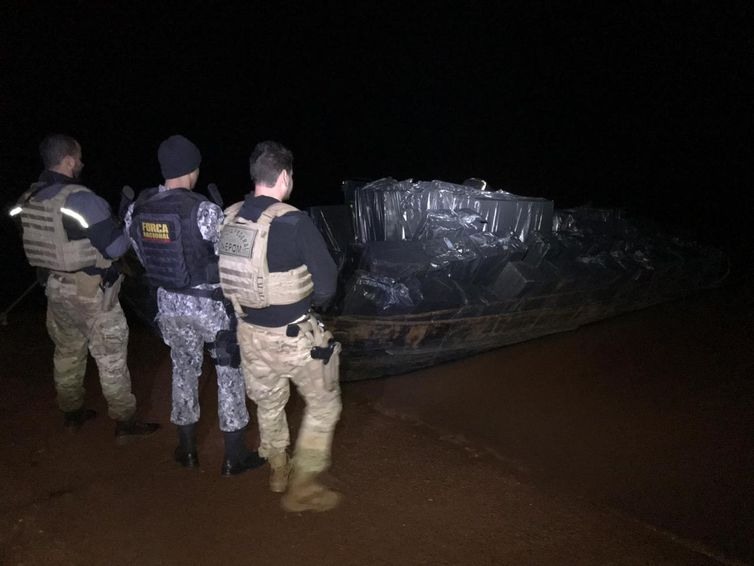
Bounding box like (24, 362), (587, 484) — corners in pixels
(326, 279), (705, 381)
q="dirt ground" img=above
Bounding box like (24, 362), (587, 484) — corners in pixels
(0, 276), (752, 566)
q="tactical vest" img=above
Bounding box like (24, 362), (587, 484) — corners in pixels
(130, 188), (218, 290)
(218, 201), (314, 311)
(15, 183), (111, 272)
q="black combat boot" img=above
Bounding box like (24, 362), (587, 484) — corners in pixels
(114, 418), (160, 445)
(63, 408), (97, 432)
(174, 423), (199, 468)
(220, 429), (265, 476)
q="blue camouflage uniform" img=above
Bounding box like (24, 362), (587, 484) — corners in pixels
(125, 187), (249, 433)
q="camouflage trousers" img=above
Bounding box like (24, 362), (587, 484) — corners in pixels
(238, 317), (342, 474)
(45, 272), (136, 421)
(156, 288), (249, 432)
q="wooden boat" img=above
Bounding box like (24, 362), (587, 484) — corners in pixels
(326, 272), (721, 381)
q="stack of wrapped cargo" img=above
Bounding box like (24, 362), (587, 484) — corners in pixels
(308, 178), (724, 316)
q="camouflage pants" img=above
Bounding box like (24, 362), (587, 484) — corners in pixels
(238, 317), (342, 474)
(156, 288), (249, 432)
(45, 272), (136, 421)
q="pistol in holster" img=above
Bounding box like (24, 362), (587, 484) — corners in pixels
(311, 340), (338, 365)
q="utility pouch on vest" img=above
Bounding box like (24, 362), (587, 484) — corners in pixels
(74, 271), (101, 299)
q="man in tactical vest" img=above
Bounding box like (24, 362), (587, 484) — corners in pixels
(10, 134), (159, 442)
(219, 140), (342, 512)
(126, 134), (263, 476)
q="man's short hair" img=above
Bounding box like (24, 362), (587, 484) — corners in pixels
(249, 141), (293, 187)
(39, 134), (79, 169)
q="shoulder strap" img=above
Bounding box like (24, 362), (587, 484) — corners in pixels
(258, 202), (299, 226)
(222, 201), (297, 228)
(133, 186), (160, 207)
(20, 182), (48, 204)
(221, 201), (245, 228)
(56, 184), (90, 199)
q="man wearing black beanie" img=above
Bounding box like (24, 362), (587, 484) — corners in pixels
(125, 135), (263, 476)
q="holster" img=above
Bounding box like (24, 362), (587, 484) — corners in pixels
(100, 274), (123, 311)
(292, 314), (341, 392)
(213, 329), (241, 368)
(322, 340), (341, 392)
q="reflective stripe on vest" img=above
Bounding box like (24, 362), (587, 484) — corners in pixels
(218, 201), (314, 311)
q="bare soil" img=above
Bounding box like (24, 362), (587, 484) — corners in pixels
(0, 277), (752, 565)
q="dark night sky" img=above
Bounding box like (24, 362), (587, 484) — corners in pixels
(1, 1), (752, 302)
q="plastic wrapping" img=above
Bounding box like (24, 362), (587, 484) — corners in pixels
(417, 274), (470, 311)
(422, 237), (479, 281)
(340, 272), (422, 315)
(358, 230), (529, 291)
(523, 231), (562, 267)
(553, 207), (625, 236)
(413, 208), (486, 241)
(467, 231), (527, 285)
(352, 178), (420, 242)
(305, 180), (725, 317)
(361, 240), (431, 280)
(352, 178), (553, 243)
(414, 180), (553, 242)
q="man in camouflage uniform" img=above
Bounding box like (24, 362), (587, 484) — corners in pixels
(219, 141), (342, 511)
(126, 134), (263, 476)
(10, 134), (159, 442)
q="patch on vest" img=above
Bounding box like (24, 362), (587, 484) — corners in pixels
(141, 220), (176, 242)
(220, 224), (256, 258)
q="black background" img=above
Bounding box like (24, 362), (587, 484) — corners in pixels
(1, 1), (752, 306)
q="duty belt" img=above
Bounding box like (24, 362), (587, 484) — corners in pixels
(49, 269), (101, 283)
(285, 313), (310, 337)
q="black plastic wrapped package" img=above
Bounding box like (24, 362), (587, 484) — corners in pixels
(352, 178), (420, 242)
(340, 272), (422, 315)
(415, 180), (553, 241)
(352, 178), (553, 243)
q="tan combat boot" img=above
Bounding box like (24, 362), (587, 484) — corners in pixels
(281, 470), (342, 513)
(268, 452), (290, 493)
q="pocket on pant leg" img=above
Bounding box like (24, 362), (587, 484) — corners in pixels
(91, 307), (129, 361)
(75, 272), (101, 299)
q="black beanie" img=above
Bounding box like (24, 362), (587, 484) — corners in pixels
(158, 135), (201, 179)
